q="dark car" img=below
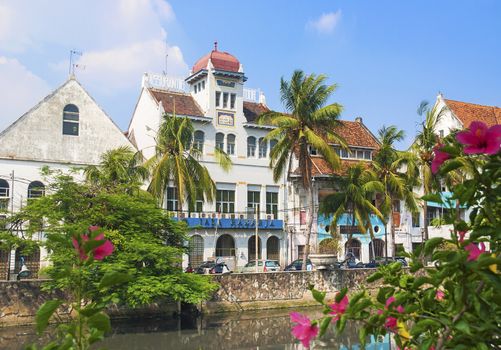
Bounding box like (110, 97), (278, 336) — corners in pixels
(209, 262), (231, 274)
(365, 257), (408, 268)
(284, 259), (313, 271)
(194, 261), (216, 274)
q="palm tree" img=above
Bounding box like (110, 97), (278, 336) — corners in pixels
(147, 114), (231, 211)
(257, 70), (346, 269)
(411, 101), (443, 242)
(319, 164), (385, 258)
(372, 125), (418, 257)
(85, 146), (149, 192)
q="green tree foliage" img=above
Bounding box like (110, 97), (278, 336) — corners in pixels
(146, 114), (231, 210)
(257, 70), (346, 269)
(12, 170), (217, 307)
(372, 125), (418, 256)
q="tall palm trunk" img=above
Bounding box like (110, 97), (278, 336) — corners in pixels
(303, 183), (315, 270)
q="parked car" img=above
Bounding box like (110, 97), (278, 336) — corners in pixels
(240, 260), (281, 273)
(284, 259), (313, 271)
(209, 262), (231, 274)
(194, 261), (216, 274)
(364, 257), (408, 268)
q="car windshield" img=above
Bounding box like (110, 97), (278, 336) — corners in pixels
(266, 261), (279, 267)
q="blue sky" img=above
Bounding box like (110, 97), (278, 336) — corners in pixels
(1, 0), (500, 148)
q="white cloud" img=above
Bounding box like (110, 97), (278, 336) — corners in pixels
(307, 11), (342, 34)
(0, 57), (51, 132)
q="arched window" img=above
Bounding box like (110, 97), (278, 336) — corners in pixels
(216, 234), (235, 257)
(369, 239), (385, 261)
(28, 181), (45, 199)
(194, 130), (204, 153)
(345, 239), (362, 260)
(63, 104), (79, 136)
(247, 136), (256, 157)
(227, 134), (236, 155)
(215, 132), (225, 151)
(189, 235), (204, 268)
(258, 137), (267, 158)
(248, 236), (262, 261)
(269, 139), (278, 156)
(0, 179), (9, 211)
(267, 236), (280, 261)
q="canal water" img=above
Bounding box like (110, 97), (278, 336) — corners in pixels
(1, 308), (390, 349)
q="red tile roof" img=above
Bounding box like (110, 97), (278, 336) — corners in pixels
(243, 101), (270, 123)
(333, 120), (380, 149)
(294, 158), (371, 177)
(149, 89), (203, 117)
(192, 50), (240, 73)
(444, 99), (501, 127)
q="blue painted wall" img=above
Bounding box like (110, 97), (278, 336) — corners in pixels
(317, 213), (386, 244)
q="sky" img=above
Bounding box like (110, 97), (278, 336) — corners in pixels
(1, 0), (500, 148)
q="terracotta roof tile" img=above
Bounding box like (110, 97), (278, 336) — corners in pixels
(444, 99), (501, 127)
(193, 50), (240, 73)
(333, 120), (380, 149)
(294, 158), (370, 177)
(243, 101), (270, 123)
(149, 89), (203, 117)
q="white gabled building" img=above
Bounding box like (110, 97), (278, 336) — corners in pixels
(128, 44), (286, 271)
(0, 76), (134, 280)
(396, 94), (500, 253)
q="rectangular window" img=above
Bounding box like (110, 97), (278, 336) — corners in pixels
(439, 130), (444, 138)
(223, 92), (229, 108)
(230, 93), (236, 109)
(341, 149), (349, 158)
(412, 212), (420, 227)
(202, 80), (205, 90)
(194, 85), (198, 93)
(195, 193), (203, 212)
(166, 187), (178, 211)
(357, 150), (365, 159)
(426, 208), (437, 226)
(215, 91), (221, 107)
(266, 191), (278, 218)
(299, 210), (307, 225)
(63, 117), (79, 136)
(298, 245), (305, 260)
(247, 190), (260, 210)
(216, 189), (235, 213)
(364, 151), (371, 159)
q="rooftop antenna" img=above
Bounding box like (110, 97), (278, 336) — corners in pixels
(69, 49), (82, 77)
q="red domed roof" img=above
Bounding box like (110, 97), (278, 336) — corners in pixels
(192, 44), (240, 73)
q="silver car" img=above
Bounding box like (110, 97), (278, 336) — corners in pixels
(240, 260), (280, 273)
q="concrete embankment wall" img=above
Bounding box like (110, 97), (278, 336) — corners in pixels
(0, 269), (379, 326)
(205, 269), (379, 313)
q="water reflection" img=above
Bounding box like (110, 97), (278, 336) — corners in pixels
(2, 308), (390, 350)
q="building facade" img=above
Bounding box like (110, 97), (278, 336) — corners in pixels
(128, 45), (286, 270)
(0, 77), (134, 280)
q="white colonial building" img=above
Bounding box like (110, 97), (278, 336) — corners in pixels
(128, 45), (286, 270)
(395, 94), (500, 253)
(0, 77), (134, 280)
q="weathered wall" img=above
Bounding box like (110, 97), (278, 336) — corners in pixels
(1, 270), (380, 326)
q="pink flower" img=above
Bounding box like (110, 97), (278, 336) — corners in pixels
(329, 295), (349, 321)
(457, 231), (467, 243)
(435, 290), (445, 301)
(431, 144), (450, 174)
(396, 305), (405, 313)
(456, 121), (501, 155)
(385, 296), (396, 308)
(385, 316), (398, 330)
(72, 228), (114, 261)
(465, 242), (486, 261)
(290, 312), (318, 348)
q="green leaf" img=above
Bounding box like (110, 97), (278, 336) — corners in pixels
(366, 271), (383, 282)
(335, 287), (348, 303)
(99, 271), (132, 289)
(455, 320), (472, 335)
(311, 288), (326, 304)
(424, 237), (444, 256)
(337, 314), (347, 333)
(318, 316), (332, 337)
(79, 304), (103, 317)
(88, 312), (111, 333)
(35, 300), (63, 334)
(439, 159), (463, 174)
(358, 327), (367, 348)
(83, 239), (106, 253)
(421, 193), (442, 203)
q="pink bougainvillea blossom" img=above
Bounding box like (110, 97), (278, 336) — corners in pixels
(329, 295), (349, 321)
(396, 305), (405, 313)
(465, 242), (486, 261)
(457, 231), (467, 243)
(385, 316), (398, 330)
(435, 290), (445, 301)
(456, 121), (501, 155)
(72, 228), (114, 261)
(431, 144), (450, 174)
(290, 312), (319, 348)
